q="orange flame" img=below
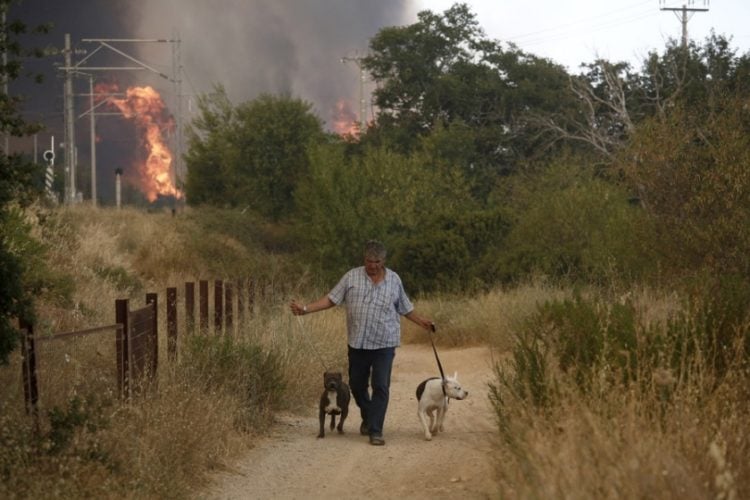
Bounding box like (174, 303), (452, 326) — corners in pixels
(331, 99), (360, 139)
(96, 82), (182, 202)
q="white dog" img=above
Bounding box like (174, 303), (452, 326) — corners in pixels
(415, 372), (468, 441)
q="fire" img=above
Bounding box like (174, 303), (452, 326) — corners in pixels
(331, 99), (360, 138)
(96, 82), (182, 202)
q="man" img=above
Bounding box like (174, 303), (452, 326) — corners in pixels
(290, 240), (433, 446)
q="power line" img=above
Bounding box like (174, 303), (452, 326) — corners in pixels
(515, 9), (658, 48)
(504, 1), (655, 43)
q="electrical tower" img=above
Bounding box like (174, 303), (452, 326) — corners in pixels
(659, 1), (710, 49)
(341, 52), (367, 133)
(60, 36), (183, 205)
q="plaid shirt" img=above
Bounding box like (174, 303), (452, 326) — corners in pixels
(328, 266), (414, 349)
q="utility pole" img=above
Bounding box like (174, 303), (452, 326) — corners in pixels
(659, 1), (710, 49)
(61, 37), (181, 206)
(76, 75), (121, 207)
(63, 33), (76, 204)
(341, 52), (367, 133)
(171, 31), (183, 189)
(88, 75), (96, 206)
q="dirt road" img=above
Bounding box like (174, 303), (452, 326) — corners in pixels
(200, 344), (499, 499)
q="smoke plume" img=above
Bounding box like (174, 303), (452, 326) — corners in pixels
(125, 0), (409, 128)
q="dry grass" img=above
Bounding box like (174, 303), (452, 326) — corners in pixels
(0, 205), (315, 498)
(3, 205), (747, 499)
(490, 287), (749, 499)
(493, 374), (748, 499)
(403, 278), (569, 350)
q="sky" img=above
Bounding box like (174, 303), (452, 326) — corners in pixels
(410, 1), (750, 71)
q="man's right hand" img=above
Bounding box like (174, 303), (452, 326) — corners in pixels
(290, 300), (306, 316)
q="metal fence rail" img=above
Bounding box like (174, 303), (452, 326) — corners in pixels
(22, 321), (123, 415)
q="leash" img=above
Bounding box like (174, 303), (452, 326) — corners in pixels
(427, 323), (447, 396)
(294, 315), (330, 371)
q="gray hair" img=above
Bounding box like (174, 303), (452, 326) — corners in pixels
(364, 240), (387, 260)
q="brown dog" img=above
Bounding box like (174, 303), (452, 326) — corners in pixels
(318, 371), (351, 438)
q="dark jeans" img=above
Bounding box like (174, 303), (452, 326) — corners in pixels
(347, 346), (396, 437)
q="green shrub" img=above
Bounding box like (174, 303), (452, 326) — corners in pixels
(542, 297), (637, 388)
(46, 395), (112, 463)
(492, 280), (750, 428)
(493, 295), (640, 414)
(92, 265), (143, 294)
(494, 160), (655, 285)
(181, 334), (286, 430)
(506, 325), (555, 409)
(663, 274), (750, 384)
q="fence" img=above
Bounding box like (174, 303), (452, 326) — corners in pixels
(20, 278), (275, 416)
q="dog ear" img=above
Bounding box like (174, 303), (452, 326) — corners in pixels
(453, 371), (457, 380)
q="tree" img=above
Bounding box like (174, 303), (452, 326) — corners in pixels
(361, 3), (573, 198)
(363, 3), (488, 140)
(633, 34), (750, 119)
(232, 94), (326, 220)
(617, 94), (750, 279)
(492, 159), (653, 284)
(528, 35), (750, 164)
(294, 142), (505, 292)
(185, 89), (327, 220)
(184, 85), (237, 206)
(0, 0), (49, 363)
(532, 60), (637, 161)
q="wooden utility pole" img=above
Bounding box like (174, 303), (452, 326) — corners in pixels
(659, 1), (710, 49)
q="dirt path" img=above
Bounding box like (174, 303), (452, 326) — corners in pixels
(199, 345), (499, 499)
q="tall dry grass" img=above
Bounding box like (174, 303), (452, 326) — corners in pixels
(402, 278), (570, 349)
(490, 287), (749, 499)
(3, 204), (747, 498)
(0, 205), (326, 498)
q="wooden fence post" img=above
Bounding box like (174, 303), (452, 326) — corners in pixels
(115, 298), (129, 398)
(185, 281), (195, 336)
(225, 282), (233, 335)
(199, 280), (208, 333)
(167, 287), (177, 361)
(214, 280), (223, 334)
(146, 293), (158, 376)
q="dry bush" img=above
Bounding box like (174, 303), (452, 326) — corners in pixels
(239, 297), (349, 412)
(0, 205), (309, 497)
(493, 370), (748, 499)
(490, 287), (749, 499)
(103, 369), (248, 498)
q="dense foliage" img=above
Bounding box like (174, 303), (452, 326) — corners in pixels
(185, 87), (328, 220)
(0, 0), (48, 363)
(183, 3), (750, 296)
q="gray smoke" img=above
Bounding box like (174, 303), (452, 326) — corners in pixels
(125, 0), (410, 128)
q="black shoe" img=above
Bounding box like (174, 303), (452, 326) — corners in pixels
(360, 421), (369, 435)
(369, 435), (385, 446)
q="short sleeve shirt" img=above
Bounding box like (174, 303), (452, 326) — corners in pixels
(328, 266), (414, 349)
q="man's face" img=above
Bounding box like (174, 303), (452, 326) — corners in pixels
(365, 256), (384, 277)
